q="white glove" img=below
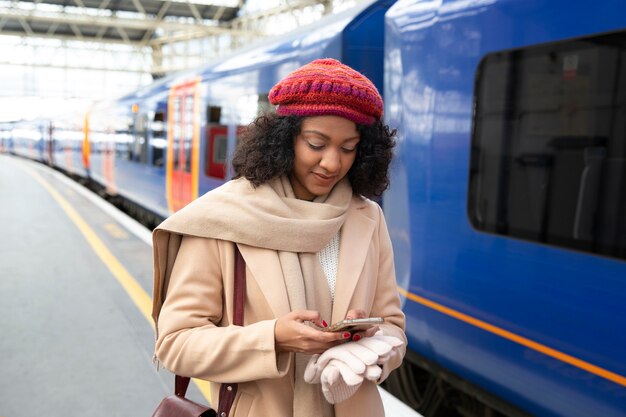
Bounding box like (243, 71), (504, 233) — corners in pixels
(364, 364), (382, 381)
(304, 353), (323, 384)
(304, 341), (375, 383)
(355, 331), (403, 382)
(370, 332), (404, 365)
(304, 332), (404, 391)
(320, 359), (364, 404)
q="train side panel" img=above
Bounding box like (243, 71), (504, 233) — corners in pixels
(385, 1), (626, 416)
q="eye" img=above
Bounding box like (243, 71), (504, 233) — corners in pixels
(306, 140), (325, 151)
(341, 141), (359, 153)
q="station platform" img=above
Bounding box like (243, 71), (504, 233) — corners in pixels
(0, 154), (420, 417)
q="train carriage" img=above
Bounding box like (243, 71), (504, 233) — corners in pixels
(383, 1), (626, 416)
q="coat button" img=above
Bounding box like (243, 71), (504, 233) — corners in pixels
(220, 413), (226, 417)
(226, 385), (233, 391)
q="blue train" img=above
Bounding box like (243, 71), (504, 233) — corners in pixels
(4, 1), (625, 416)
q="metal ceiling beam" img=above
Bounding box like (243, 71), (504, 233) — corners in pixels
(0, 8), (234, 35)
(131, 0), (147, 15)
(0, 28), (143, 46)
(12, 0), (240, 21)
(139, 0), (170, 46)
(148, 27), (250, 46)
(231, 0), (324, 23)
(0, 1), (346, 80)
(0, 59), (148, 73)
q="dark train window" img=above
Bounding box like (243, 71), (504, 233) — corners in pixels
(468, 30), (626, 261)
(151, 110), (165, 167)
(207, 106), (222, 124)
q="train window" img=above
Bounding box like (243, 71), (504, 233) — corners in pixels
(469, 30), (626, 261)
(184, 95), (193, 173)
(206, 126), (228, 178)
(205, 125), (244, 179)
(132, 114), (148, 164)
(151, 111), (165, 167)
(172, 97), (181, 170)
(207, 106), (222, 124)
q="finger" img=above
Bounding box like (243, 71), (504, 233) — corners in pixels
(342, 341), (379, 365)
(304, 354), (323, 383)
(329, 359), (363, 386)
(290, 310), (330, 330)
(365, 364), (382, 381)
(303, 324), (349, 340)
(319, 330), (352, 342)
(297, 328), (350, 354)
(290, 309), (322, 323)
(363, 326), (380, 338)
(371, 334), (404, 348)
(312, 317), (329, 329)
(317, 344), (366, 373)
(351, 331), (364, 342)
(345, 309), (366, 320)
(357, 337), (393, 356)
(321, 362), (340, 385)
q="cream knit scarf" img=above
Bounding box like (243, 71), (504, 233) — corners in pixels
(152, 175), (353, 417)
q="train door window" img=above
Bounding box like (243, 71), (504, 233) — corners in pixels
(468, 30), (626, 261)
(172, 96), (181, 170)
(151, 110), (165, 167)
(206, 126), (228, 178)
(207, 105), (222, 124)
(133, 113), (148, 164)
(205, 125), (244, 179)
(184, 95), (193, 173)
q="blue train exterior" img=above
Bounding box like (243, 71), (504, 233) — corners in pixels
(384, 1), (626, 416)
(4, 1), (626, 416)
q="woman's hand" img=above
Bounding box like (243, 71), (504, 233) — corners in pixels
(275, 310), (350, 354)
(345, 309), (380, 342)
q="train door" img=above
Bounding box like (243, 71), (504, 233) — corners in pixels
(166, 79), (201, 213)
(46, 122), (54, 166)
(82, 112), (90, 172)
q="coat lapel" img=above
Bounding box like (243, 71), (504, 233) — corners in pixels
(237, 243), (292, 318)
(332, 199), (376, 323)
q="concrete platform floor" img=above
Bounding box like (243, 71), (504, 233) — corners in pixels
(0, 155), (205, 416)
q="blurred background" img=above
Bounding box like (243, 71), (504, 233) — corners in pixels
(0, 0), (359, 123)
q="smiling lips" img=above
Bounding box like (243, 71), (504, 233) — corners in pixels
(313, 172), (337, 185)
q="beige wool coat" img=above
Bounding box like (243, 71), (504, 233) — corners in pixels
(154, 194), (406, 417)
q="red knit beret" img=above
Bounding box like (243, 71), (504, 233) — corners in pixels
(268, 58), (383, 125)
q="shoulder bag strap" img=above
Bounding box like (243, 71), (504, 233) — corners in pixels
(175, 244), (246, 417)
(216, 245), (245, 416)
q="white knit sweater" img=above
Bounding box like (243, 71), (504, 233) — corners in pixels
(318, 230), (340, 302)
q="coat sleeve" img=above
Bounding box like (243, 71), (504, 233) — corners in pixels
(370, 204), (407, 383)
(155, 236), (292, 383)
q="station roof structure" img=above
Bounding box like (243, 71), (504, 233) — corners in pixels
(1, 0), (242, 46)
(0, 0), (340, 76)
(0, 0), (334, 48)
(0, 0), (343, 121)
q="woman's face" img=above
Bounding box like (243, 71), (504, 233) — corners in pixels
(290, 115), (360, 200)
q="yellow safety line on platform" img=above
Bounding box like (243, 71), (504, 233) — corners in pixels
(22, 163), (213, 402)
(398, 287), (626, 388)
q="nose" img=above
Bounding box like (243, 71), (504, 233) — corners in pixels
(319, 148), (340, 173)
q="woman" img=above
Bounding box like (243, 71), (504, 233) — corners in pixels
(152, 58), (406, 417)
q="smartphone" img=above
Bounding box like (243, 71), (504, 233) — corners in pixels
(324, 317), (384, 333)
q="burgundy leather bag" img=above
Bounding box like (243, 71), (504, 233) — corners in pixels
(152, 245), (246, 417)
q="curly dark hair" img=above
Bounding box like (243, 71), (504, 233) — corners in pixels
(231, 113), (396, 199)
